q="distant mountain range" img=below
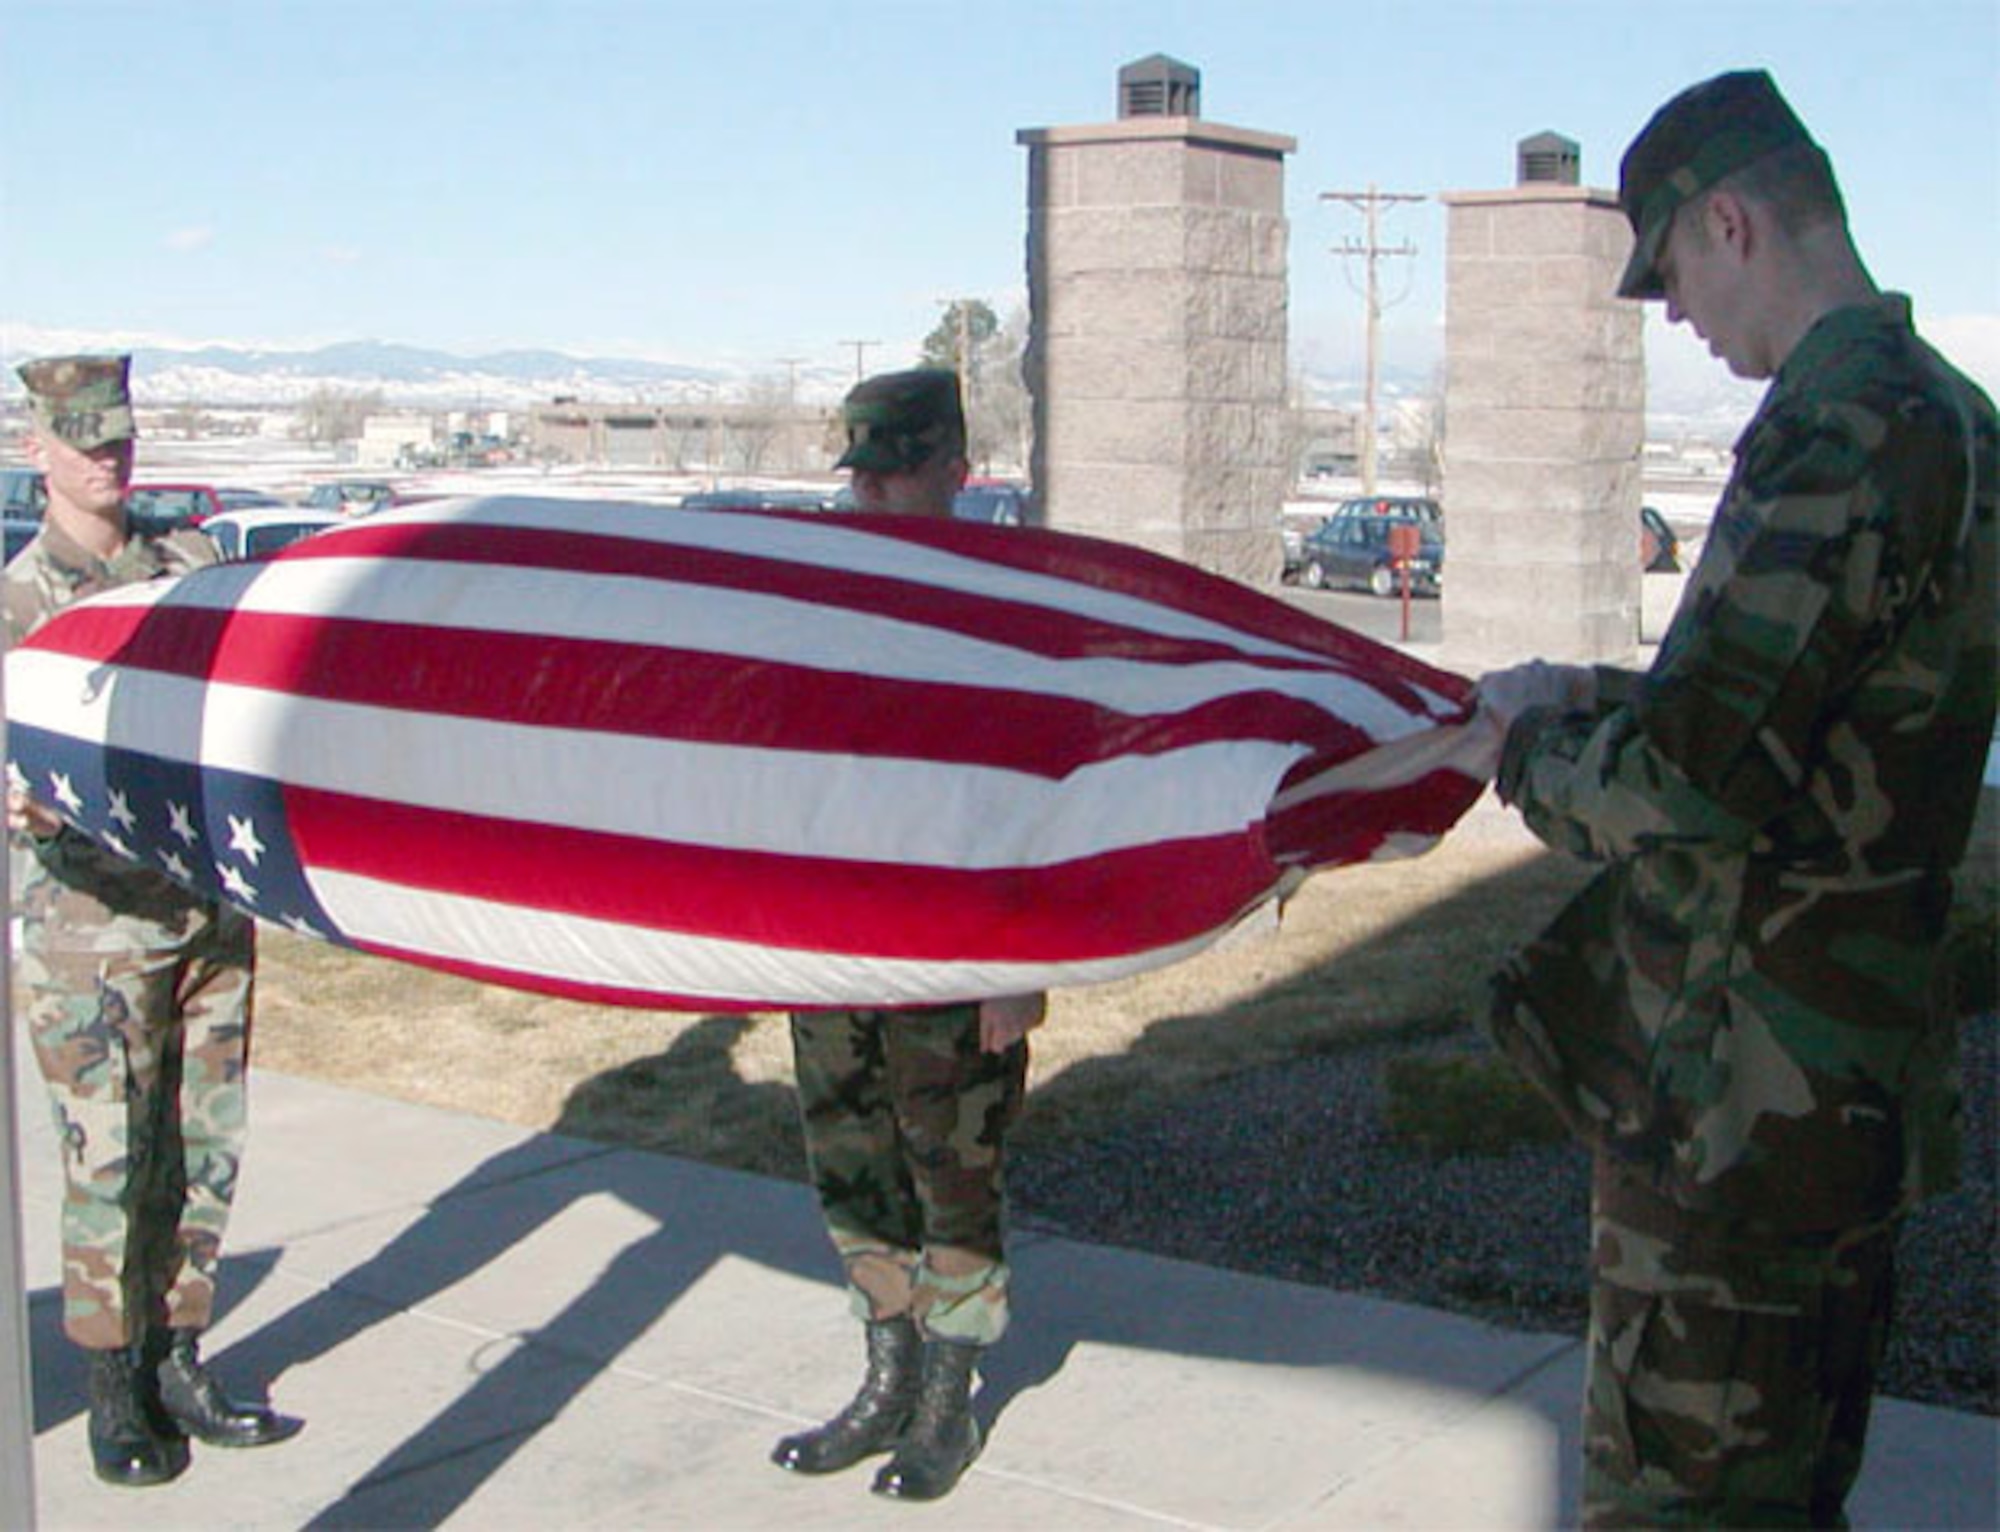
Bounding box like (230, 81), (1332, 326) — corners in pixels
(0, 329), (868, 410)
(0, 337), (764, 411)
(0, 330), (1762, 442)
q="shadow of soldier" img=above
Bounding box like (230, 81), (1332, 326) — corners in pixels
(208, 1013), (819, 1528)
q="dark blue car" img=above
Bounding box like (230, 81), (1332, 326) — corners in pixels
(1297, 514), (1443, 597)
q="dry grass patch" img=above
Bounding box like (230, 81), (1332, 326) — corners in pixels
(251, 812), (1591, 1176)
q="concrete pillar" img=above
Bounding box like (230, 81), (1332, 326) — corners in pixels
(1016, 115), (1295, 582)
(1439, 182), (1644, 666)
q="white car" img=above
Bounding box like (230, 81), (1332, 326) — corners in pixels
(201, 507), (344, 561)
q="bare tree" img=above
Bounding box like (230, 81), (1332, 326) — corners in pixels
(295, 387), (384, 446)
(730, 375), (791, 473)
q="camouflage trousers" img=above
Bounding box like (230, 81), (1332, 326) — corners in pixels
(789, 1005), (1027, 1346)
(1582, 1158), (1897, 1529)
(17, 900), (255, 1350)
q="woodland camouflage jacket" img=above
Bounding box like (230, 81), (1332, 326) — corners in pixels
(1486, 295), (1997, 1236)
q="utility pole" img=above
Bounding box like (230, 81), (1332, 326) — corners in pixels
(777, 356), (805, 472)
(956, 301), (975, 440)
(839, 339), (879, 384)
(1320, 185), (1423, 493)
(937, 299), (979, 465)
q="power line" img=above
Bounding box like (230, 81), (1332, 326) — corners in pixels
(1320, 186), (1423, 493)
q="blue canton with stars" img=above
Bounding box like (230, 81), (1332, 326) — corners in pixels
(9, 721), (339, 941)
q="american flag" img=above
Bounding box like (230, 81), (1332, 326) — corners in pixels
(5, 497), (1497, 1010)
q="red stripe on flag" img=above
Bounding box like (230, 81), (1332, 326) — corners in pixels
(1266, 768), (1487, 869)
(285, 784), (1276, 962)
(282, 513), (1468, 705)
(31, 606), (1395, 775)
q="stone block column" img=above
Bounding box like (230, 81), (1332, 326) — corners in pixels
(1439, 183), (1645, 666)
(1016, 117), (1295, 581)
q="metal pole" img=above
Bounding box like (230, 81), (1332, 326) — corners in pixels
(1, 623), (39, 1527)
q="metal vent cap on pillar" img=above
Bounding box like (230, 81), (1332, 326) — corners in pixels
(1517, 131), (1580, 185)
(1118, 53), (1200, 118)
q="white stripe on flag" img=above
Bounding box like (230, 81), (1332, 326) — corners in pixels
(307, 865), (1228, 1007)
(124, 551), (1447, 740)
(9, 651), (1309, 867)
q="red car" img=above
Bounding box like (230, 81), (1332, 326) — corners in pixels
(126, 483), (287, 533)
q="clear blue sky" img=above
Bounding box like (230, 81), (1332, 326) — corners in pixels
(5, 0), (1997, 392)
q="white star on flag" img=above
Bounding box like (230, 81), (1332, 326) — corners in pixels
(168, 801), (199, 844)
(108, 789), (138, 832)
(49, 771), (82, 815)
(227, 814), (266, 866)
(217, 863), (258, 905)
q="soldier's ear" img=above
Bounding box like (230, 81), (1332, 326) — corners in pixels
(1703, 190), (1756, 265)
(21, 432), (47, 469)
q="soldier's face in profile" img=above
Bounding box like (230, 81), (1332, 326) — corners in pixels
(850, 447), (967, 520)
(29, 430), (134, 518)
(1659, 196), (1771, 381)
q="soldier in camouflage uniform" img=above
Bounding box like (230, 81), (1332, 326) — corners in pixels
(1475, 75), (1997, 1528)
(769, 369), (1046, 1503)
(7, 355), (302, 1487)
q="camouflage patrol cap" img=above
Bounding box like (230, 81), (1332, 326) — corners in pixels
(836, 368), (965, 473)
(1616, 70), (1822, 300)
(16, 353), (138, 449)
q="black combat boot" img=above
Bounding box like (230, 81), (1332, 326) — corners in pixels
(154, 1328), (304, 1448)
(870, 1339), (982, 1501)
(86, 1345), (189, 1487)
(771, 1316), (921, 1474)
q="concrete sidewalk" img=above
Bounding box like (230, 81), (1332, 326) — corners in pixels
(13, 1036), (1997, 1530)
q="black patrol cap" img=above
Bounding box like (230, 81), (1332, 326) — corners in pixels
(1616, 69), (1824, 300)
(836, 368), (965, 473)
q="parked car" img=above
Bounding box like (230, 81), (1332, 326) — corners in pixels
(127, 483), (299, 534)
(1279, 513), (1332, 581)
(1296, 513), (1444, 597)
(200, 507), (344, 561)
(679, 488), (836, 513)
(303, 479), (401, 517)
(1641, 503), (1682, 573)
(952, 479), (1032, 526)
(216, 486), (290, 513)
(124, 482), (217, 532)
(1331, 494), (1443, 525)
(1, 466), (47, 520)
(1281, 496), (1441, 582)
(4, 515), (41, 562)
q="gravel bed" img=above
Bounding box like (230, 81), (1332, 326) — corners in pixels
(1011, 1013), (1996, 1417)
